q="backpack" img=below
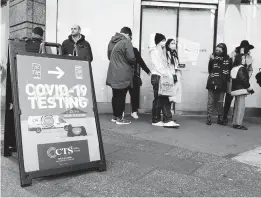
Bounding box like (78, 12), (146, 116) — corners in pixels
(256, 68), (261, 87)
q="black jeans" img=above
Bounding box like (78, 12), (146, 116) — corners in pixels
(223, 93), (234, 118)
(151, 75), (172, 123)
(112, 87), (129, 118)
(128, 76), (140, 113)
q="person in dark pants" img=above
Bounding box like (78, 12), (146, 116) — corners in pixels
(106, 27), (136, 125)
(128, 47), (151, 119)
(206, 43), (232, 125)
(150, 33), (180, 128)
(62, 25), (93, 62)
(222, 40), (254, 125)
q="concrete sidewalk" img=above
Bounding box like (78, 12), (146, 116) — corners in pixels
(1, 114), (261, 197)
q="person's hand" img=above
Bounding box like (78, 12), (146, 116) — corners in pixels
(209, 54), (214, 60)
(148, 72), (152, 77)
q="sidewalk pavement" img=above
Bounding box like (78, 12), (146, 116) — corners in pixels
(1, 114), (261, 197)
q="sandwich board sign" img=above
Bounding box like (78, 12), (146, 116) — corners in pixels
(4, 40), (106, 187)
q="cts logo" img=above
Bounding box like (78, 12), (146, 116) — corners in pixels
(47, 146), (74, 159)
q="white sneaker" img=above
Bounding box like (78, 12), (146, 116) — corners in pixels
(163, 121), (180, 128)
(111, 116), (117, 123)
(116, 118), (131, 125)
(131, 112), (139, 119)
(152, 121), (164, 127)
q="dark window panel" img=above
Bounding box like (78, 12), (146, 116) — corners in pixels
(241, 0), (251, 4)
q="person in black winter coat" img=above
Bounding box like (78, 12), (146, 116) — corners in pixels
(206, 43), (232, 125)
(128, 47), (151, 119)
(106, 27), (136, 125)
(230, 54), (254, 130)
(62, 25), (93, 62)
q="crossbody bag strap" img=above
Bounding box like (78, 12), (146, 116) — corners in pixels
(110, 40), (121, 59)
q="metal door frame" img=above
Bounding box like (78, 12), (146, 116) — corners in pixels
(134, 0), (224, 112)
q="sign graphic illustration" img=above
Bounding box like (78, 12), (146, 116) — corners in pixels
(28, 115), (69, 133)
(48, 66), (64, 79)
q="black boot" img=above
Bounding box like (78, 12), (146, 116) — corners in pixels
(206, 115), (212, 125)
(217, 115), (223, 125)
(222, 116), (228, 126)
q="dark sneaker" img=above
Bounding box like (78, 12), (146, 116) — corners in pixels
(206, 115), (212, 125)
(116, 118), (131, 125)
(222, 116), (228, 126)
(217, 115), (223, 125)
(233, 125), (248, 130)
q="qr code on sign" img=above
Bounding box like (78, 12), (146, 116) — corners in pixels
(32, 63), (41, 79)
(75, 65), (83, 79)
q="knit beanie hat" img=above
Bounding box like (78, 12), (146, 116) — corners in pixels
(32, 27), (44, 37)
(155, 33), (166, 45)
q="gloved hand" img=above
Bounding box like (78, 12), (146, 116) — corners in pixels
(248, 89), (255, 95)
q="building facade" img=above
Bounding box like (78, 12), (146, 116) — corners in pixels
(1, 0), (261, 116)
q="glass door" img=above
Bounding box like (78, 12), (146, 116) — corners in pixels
(140, 6), (178, 110)
(139, 2), (217, 112)
(177, 6), (216, 112)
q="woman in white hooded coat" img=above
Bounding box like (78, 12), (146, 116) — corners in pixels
(149, 33), (180, 128)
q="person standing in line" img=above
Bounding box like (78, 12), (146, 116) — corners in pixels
(222, 40), (254, 125)
(165, 38), (183, 122)
(106, 27), (136, 125)
(24, 27), (44, 53)
(230, 54), (254, 130)
(128, 47), (151, 119)
(62, 25), (93, 62)
(206, 43), (232, 125)
(150, 33), (180, 128)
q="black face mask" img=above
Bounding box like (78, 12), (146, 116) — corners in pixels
(214, 51), (223, 57)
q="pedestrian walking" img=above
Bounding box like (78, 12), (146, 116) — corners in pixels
(62, 25), (93, 62)
(150, 33), (180, 128)
(206, 43), (232, 125)
(106, 27), (136, 125)
(165, 38), (182, 121)
(223, 40), (254, 125)
(128, 47), (151, 119)
(230, 54), (254, 130)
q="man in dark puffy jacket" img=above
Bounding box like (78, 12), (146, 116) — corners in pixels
(62, 25), (93, 62)
(106, 27), (136, 125)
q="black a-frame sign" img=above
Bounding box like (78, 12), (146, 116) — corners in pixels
(3, 40), (106, 187)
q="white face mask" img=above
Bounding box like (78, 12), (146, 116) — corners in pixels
(240, 48), (244, 54)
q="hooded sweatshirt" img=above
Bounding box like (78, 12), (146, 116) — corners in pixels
(148, 35), (170, 76)
(106, 33), (136, 89)
(62, 34), (93, 62)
